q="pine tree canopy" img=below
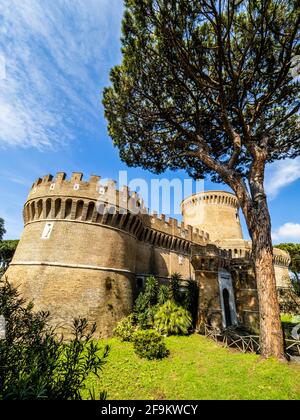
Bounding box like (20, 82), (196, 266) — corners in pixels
(103, 0), (300, 182)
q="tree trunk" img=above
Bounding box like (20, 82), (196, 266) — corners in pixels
(196, 143), (286, 360)
(243, 193), (285, 360)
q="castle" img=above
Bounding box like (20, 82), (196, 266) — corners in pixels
(5, 172), (291, 336)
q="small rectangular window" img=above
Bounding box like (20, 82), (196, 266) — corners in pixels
(137, 278), (144, 289)
(41, 222), (54, 239)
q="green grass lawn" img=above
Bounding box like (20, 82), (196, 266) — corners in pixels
(83, 334), (300, 400)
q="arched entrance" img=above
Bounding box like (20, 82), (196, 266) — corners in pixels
(218, 269), (238, 329)
(222, 288), (232, 327)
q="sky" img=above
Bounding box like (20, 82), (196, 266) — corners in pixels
(0, 0), (299, 244)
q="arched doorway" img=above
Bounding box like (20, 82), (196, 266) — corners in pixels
(222, 288), (232, 327)
(218, 269), (238, 329)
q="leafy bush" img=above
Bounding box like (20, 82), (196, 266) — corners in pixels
(281, 313), (300, 339)
(0, 278), (109, 400)
(135, 305), (159, 330)
(132, 329), (169, 360)
(182, 280), (199, 326)
(281, 313), (294, 323)
(134, 276), (158, 311)
(158, 284), (169, 305)
(145, 276), (159, 305)
(0, 240), (19, 270)
(113, 315), (135, 341)
(154, 300), (192, 336)
(169, 272), (182, 304)
(133, 275), (198, 332)
(134, 276), (159, 328)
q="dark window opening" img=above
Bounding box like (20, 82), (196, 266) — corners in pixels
(137, 278), (144, 289)
(223, 288), (232, 328)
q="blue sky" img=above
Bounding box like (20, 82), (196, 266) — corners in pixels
(0, 0), (299, 243)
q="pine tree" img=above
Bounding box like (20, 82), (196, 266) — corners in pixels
(103, 0), (300, 359)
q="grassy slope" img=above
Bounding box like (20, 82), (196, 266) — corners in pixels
(84, 334), (300, 400)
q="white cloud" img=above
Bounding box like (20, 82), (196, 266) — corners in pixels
(272, 223), (300, 243)
(265, 157), (300, 199)
(0, 0), (123, 149)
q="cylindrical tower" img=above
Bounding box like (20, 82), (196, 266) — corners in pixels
(181, 191), (243, 242)
(5, 172), (145, 337)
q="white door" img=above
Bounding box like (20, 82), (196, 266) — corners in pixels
(218, 269), (238, 328)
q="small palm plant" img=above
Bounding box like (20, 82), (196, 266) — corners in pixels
(169, 272), (182, 304)
(154, 300), (192, 336)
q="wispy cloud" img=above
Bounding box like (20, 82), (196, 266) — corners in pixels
(272, 222), (300, 243)
(0, 0), (123, 149)
(265, 157), (300, 199)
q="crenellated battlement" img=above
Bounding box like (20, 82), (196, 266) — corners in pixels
(181, 190), (239, 210)
(25, 172), (210, 254)
(273, 248), (291, 268)
(191, 243), (231, 271)
(25, 173), (291, 268)
(31, 172), (116, 199)
(181, 190), (243, 242)
(148, 212), (209, 243)
(29, 171), (149, 213)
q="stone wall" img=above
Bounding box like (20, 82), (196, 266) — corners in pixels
(5, 172), (209, 337)
(5, 172), (292, 337)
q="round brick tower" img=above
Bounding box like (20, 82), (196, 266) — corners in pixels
(181, 191), (243, 242)
(5, 172), (145, 337)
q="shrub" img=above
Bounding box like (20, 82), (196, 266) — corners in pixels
(182, 280), (199, 326)
(154, 300), (192, 336)
(132, 329), (169, 360)
(158, 284), (169, 305)
(113, 315), (135, 341)
(281, 313), (294, 323)
(134, 305), (159, 330)
(169, 272), (182, 304)
(0, 278), (109, 400)
(145, 276), (159, 305)
(133, 275), (197, 331)
(134, 276), (159, 328)
(0, 240), (19, 270)
(281, 313), (300, 339)
(134, 276), (158, 312)
(134, 310), (149, 329)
